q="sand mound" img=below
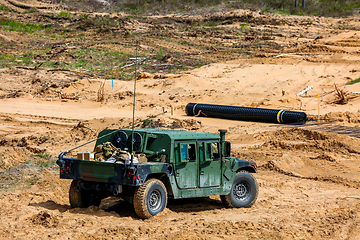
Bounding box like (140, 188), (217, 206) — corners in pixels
(29, 211), (59, 228)
(288, 43), (348, 54)
(324, 111), (360, 123)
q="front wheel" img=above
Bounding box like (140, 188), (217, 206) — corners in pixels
(133, 179), (167, 219)
(221, 171), (259, 208)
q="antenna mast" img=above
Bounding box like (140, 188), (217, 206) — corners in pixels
(130, 40), (139, 167)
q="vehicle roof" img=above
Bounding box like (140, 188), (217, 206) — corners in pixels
(121, 128), (220, 140)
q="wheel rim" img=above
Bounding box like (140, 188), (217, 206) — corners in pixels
(233, 181), (250, 201)
(148, 189), (162, 211)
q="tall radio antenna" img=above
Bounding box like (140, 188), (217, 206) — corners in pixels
(130, 40), (139, 167)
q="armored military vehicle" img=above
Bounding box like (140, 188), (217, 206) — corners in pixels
(57, 128), (258, 219)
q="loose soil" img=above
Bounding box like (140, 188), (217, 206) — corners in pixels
(1, 1), (360, 239)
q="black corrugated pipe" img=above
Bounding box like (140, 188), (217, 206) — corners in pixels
(186, 103), (307, 124)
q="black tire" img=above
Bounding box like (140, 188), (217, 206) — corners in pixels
(221, 171), (259, 208)
(133, 179), (167, 219)
(69, 180), (102, 208)
(69, 180), (84, 208)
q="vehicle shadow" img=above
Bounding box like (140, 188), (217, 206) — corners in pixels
(29, 200), (70, 213)
(29, 198), (138, 218)
(167, 197), (224, 213)
(29, 197), (224, 218)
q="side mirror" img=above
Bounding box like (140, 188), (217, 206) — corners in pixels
(224, 141), (231, 157)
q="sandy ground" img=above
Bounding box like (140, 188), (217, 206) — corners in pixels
(1, 1), (360, 239)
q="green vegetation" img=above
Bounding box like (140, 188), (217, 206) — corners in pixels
(36, 159), (56, 168)
(0, 44), (141, 79)
(0, 154), (57, 191)
(179, 41), (189, 45)
(63, 48), (135, 79)
(196, 63), (204, 68)
(80, 13), (89, 19)
(156, 48), (164, 59)
(0, 19), (49, 33)
(106, 0), (360, 17)
(22, 8), (36, 14)
(112, 0), (222, 15)
(34, 153), (51, 160)
(240, 24), (249, 30)
(0, 54), (36, 68)
(346, 77), (360, 85)
(57, 11), (71, 18)
(204, 21), (218, 27)
(76, 16), (121, 33)
(0, 4), (11, 12)
(231, 0), (360, 17)
(274, 8), (291, 16)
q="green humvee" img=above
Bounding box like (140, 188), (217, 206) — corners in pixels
(57, 128), (258, 219)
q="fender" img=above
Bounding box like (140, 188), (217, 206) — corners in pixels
(232, 157), (257, 173)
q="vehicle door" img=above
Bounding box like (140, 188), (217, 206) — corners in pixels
(174, 141), (198, 189)
(198, 140), (221, 187)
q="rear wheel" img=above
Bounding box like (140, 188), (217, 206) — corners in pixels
(133, 179), (167, 219)
(69, 180), (102, 208)
(221, 171), (258, 208)
(69, 180), (84, 208)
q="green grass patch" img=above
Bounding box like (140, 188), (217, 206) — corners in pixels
(0, 54), (36, 68)
(0, 4), (11, 12)
(0, 158), (57, 191)
(196, 63), (204, 68)
(203, 21), (218, 27)
(0, 47), (139, 76)
(37, 159), (56, 168)
(63, 0), (360, 16)
(274, 8), (291, 16)
(80, 13), (89, 19)
(0, 19), (49, 33)
(346, 77), (360, 85)
(57, 11), (71, 18)
(240, 24), (249, 30)
(230, 0), (360, 17)
(22, 8), (36, 14)
(156, 48), (164, 59)
(65, 48), (136, 79)
(34, 153), (51, 160)
(179, 41), (189, 45)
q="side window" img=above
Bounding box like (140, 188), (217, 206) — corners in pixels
(188, 143), (196, 162)
(205, 142), (212, 160)
(204, 142), (220, 161)
(180, 144), (188, 161)
(178, 143), (196, 162)
(212, 142), (219, 159)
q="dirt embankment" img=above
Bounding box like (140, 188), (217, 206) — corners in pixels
(1, 1), (360, 239)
